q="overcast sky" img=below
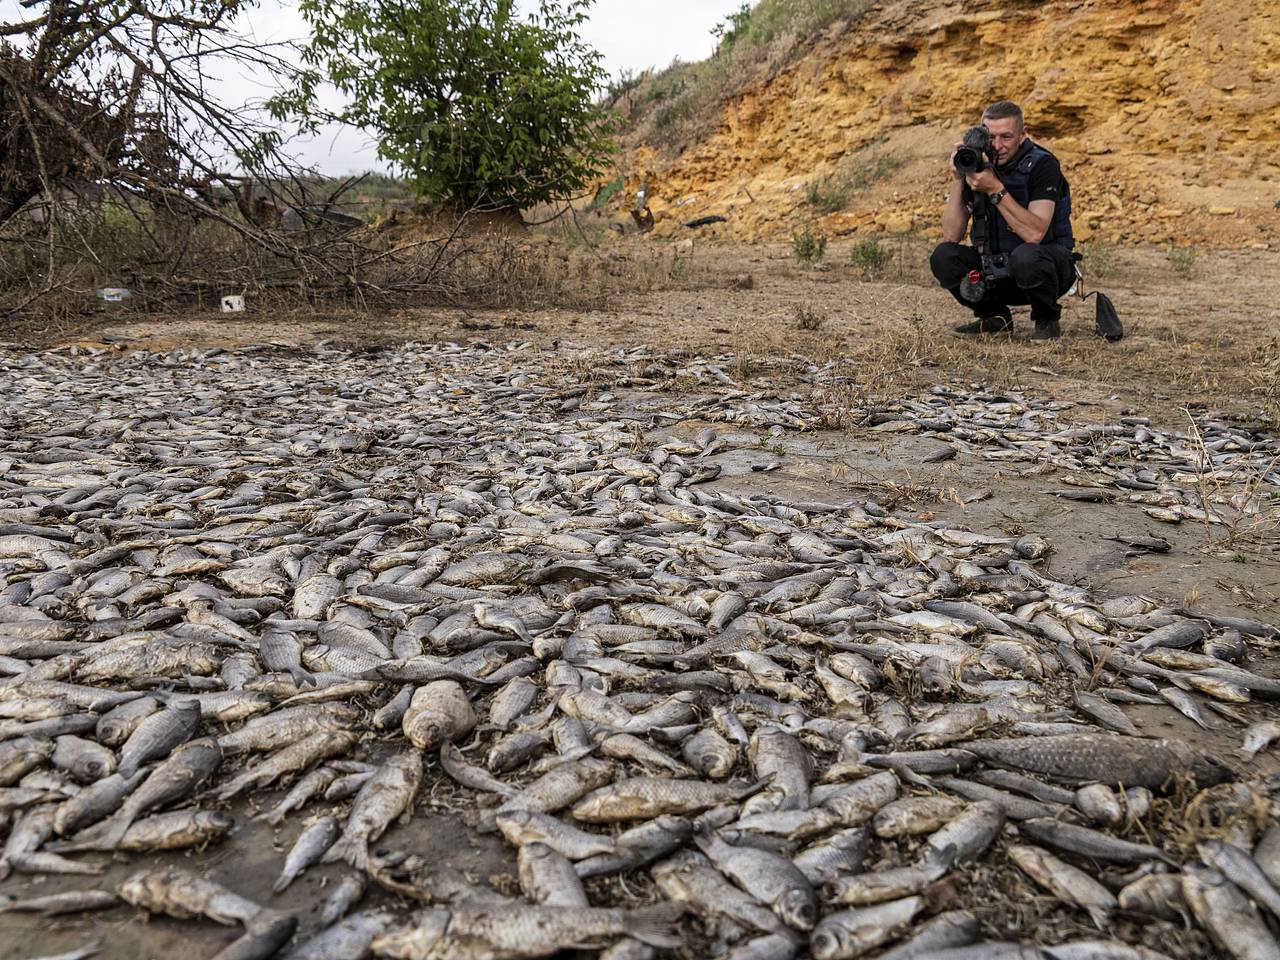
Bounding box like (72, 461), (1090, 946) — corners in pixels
(236, 0), (746, 174)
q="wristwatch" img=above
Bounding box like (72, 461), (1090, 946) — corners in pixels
(989, 189), (1008, 206)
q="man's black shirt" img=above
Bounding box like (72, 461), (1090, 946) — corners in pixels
(962, 148), (1063, 207)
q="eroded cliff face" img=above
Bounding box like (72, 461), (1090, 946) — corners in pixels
(617, 0), (1279, 247)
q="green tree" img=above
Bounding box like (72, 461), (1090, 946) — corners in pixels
(273, 0), (616, 212)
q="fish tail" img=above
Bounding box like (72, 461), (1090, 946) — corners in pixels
(624, 901), (685, 948)
(322, 833), (366, 870)
(257, 808), (286, 826)
(270, 871), (293, 895)
(217, 774), (252, 801)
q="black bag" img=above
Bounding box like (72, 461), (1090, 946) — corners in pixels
(1090, 291), (1123, 342)
(1071, 252), (1123, 341)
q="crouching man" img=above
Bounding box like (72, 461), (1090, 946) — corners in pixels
(930, 100), (1076, 340)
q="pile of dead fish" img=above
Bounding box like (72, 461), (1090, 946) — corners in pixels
(801, 371), (1280, 532)
(0, 340), (1278, 960)
(623, 347), (1279, 532)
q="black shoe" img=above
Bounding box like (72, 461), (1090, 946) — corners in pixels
(953, 315), (1012, 335)
(1030, 320), (1062, 340)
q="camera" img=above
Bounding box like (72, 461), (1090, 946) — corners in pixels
(958, 253), (1011, 303)
(953, 126), (995, 175)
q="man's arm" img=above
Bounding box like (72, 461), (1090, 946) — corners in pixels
(941, 141), (970, 243)
(941, 178), (970, 243)
(964, 167), (1054, 243)
(993, 196), (1054, 244)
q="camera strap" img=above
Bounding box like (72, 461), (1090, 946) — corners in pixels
(970, 192), (998, 258)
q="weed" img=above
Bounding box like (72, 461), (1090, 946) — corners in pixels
(792, 303), (825, 330)
(1232, 550), (1248, 563)
(805, 153), (903, 216)
(1167, 245), (1197, 276)
(791, 225), (827, 263)
(848, 153), (905, 190)
(850, 238), (893, 273)
(805, 177), (850, 214)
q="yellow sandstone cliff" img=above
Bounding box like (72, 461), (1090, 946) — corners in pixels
(615, 0), (1279, 247)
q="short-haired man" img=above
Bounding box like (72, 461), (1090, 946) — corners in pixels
(930, 101), (1076, 340)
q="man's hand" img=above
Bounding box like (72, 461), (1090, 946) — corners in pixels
(949, 142), (964, 180)
(965, 167), (1003, 195)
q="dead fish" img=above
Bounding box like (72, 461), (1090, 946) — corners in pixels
(52, 735), (116, 783)
(793, 828), (869, 886)
(217, 730), (356, 799)
(55, 810), (234, 853)
(269, 817), (339, 894)
(518, 841), (588, 906)
(118, 865), (263, 925)
(958, 734), (1231, 789)
(116, 699), (201, 778)
(318, 873), (367, 926)
(876, 910), (979, 960)
(571, 776), (768, 822)
(872, 795), (967, 839)
(370, 901), (683, 958)
(439, 742), (515, 797)
(0, 889), (118, 914)
(810, 896), (924, 960)
(695, 832), (818, 930)
(402, 681), (477, 750)
(324, 750), (422, 870)
(1181, 862), (1280, 960)
(79, 738), (221, 846)
(1018, 818), (1176, 866)
(1008, 843), (1116, 928)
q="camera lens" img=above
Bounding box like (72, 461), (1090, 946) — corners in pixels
(953, 148), (978, 174)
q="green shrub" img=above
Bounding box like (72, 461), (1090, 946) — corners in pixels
(850, 238), (892, 272)
(805, 176), (851, 213)
(791, 225), (827, 263)
(1167, 245), (1197, 276)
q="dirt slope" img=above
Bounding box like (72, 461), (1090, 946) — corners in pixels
(613, 0), (1279, 247)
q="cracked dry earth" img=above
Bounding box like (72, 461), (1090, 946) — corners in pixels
(0, 339), (1277, 960)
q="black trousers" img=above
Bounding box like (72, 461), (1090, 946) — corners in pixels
(930, 241), (1075, 325)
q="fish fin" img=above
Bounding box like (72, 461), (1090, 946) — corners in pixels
(291, 668), (318, 688)
(737, 773), (775, 800)
(623, 901), (685, 948)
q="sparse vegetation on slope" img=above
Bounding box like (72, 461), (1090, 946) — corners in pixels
(607, 0), (873, 154)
